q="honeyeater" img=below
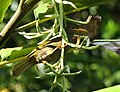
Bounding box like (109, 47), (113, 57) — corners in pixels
(72, 15), (102, 40)
(12, 37), (62, 77)
(12, 15), (101, 77)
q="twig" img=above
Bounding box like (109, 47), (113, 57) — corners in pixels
(93, 39), (120, 42)
(0, 0), (116, 48)
(0, 0), (40, 48)
(59, 0), (64, 70)
(0, 56), (26, 68)
(0, 0), (25, 38)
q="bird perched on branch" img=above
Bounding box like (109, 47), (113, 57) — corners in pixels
(72, 15), (102, 40)
(12, 38), (62, 77)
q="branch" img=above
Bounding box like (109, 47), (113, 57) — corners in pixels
(0, 0), (25, 38)
(14, 0), (117, 33)
(0, 0), (117, 48)
(0, 0), (40, 48)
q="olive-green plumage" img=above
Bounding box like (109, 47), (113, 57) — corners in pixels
(12, 38), (61, 77)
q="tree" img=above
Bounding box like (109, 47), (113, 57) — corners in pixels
(0, 0), (120, 92)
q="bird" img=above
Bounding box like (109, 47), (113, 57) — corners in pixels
(71, 15), (102, 40)
(12, 37), (62, 77)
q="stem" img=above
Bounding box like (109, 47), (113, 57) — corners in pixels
(93, 39), (120, 42)
(62, 76), (66, 92)
(0, 56), (26, 68)
(60, 40), (65, 69)
(52, 0), (59, 35)
(59, 0), (64, 70)
(62, 70), (82, 76)
(14, 0), (116, 33)
(0, 0), (25, 38)
(15, 17), (54, 32)
(0, 0), (40, 48)
(38, 31), (54, 45)
(53, 0), (59, 17)
(49, 76), (58, 92)
(0, 0), (116, 48)
(58, 2), (67, 92)
(65, 15), (92, 25)
(57, 83), (70, 92)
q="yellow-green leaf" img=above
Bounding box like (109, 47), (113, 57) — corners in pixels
(0, 47), (22, 60)
(0, 0), (12, 22)
(94, 85), (120, 92)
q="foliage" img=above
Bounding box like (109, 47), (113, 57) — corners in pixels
(0, 0), (120, 92)
(94, 85), (120, 92)
(0, 0), (12, 22)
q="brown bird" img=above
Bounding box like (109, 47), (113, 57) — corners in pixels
(12, 38), (62, 77)
(72, 15), (102, 40)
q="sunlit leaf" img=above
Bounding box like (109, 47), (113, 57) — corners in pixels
(0, 47), (22, 60)
(0, 43), (37, 67)
(34, 1), (51, 19)
(0, 43), (37, 61)
(0, 0), (12, 22)
(7, 43), (37, 61)
(94, 85), (120, 92)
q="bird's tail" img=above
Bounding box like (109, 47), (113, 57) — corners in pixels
(12, 57), (37, 77)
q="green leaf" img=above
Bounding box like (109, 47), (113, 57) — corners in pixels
(0, 0), (12, 22)
(34, 1), (51, 19)
(0, 47), (22, 60)
(7, 43), (37, 61)
(0, 43), (37, 67)
(94, 85), (120, 92)
(0, 43), (37, 61)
